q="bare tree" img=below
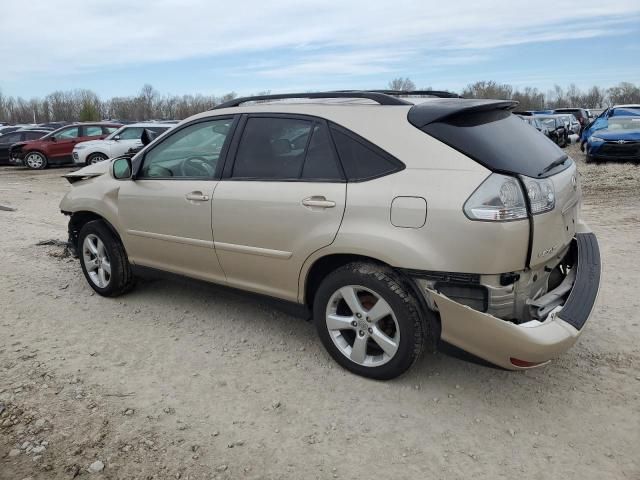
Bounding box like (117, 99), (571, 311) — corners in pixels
(462, 81), (513, 100)
(607, 82), (640, 105)
(388, 77), (416, 91)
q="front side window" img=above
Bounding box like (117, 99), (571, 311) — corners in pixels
(139, 118), (233, 178)
(232, 117), (342, 181)
(56, 127), (80, 140)
(118, 127), (144, 140)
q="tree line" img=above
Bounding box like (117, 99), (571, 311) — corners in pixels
(1, 80), (639, 124)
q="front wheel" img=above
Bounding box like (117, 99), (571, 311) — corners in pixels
(24, 152), (48, 169)
(313, 263), (425, 380)
(87, 153), (108, 165)
(78, 220), (135, 297)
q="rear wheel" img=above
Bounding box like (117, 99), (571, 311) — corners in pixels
(313, 262), (425, 380)
(87, 153), (108, 165)
(78, 220), (135, 297)
(24, 151), (47, 169)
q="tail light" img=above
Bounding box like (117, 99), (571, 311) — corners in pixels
(464, 173), (556, 221)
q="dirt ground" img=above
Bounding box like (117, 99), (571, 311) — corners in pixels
(1, 144), (639, 480)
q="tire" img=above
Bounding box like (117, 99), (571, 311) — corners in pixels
(585, 155), (593, 164)
(78, 220), (135, 297)
(313, 262), (425, 380)
(24, 151), (48, 170)
(87, 153), (108, 165)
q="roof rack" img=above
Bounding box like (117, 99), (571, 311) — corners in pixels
(212, 91), (413, 109)
(360, 89), (461, 99)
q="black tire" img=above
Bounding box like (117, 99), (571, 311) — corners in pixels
(313, 262), (425, 380)
(585, 155), (593, 164)
(24, 151), (48, 170)
(86, 153), (108, 165)
(78, 220), (135, 297)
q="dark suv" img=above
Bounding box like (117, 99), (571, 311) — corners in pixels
(11, 123), (122, 169)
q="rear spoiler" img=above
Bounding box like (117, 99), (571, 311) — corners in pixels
(408, 99), (518, 127)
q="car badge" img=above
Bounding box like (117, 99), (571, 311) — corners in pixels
(616, 139), (627, 144)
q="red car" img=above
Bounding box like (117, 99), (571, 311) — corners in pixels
(11, 123), (122, 169)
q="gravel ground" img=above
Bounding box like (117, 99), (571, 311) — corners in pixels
(1, 147), (639, 479)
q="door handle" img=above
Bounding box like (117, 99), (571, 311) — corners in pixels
(185, 191), (210, 202)
(302, 196), (336, 209)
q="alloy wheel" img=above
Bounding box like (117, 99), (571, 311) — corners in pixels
(25, 153), (44, 169)
(325, 285), (400, 367)
(89, 154), (107, 165)
(82, 234), (111, 288)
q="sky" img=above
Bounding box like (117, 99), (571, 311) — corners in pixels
(1, 0), (639, 99)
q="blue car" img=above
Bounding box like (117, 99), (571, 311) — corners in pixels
(585, 116), (640, 162)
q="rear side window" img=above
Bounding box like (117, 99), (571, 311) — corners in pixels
(85, 126), (103, 136)
(0, 133), (23, 143)
(330, 127), (403, 181)
(301, 124), (342, 180)
(232, 117), (343, 181)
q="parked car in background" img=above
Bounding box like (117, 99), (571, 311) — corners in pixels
(73, 123), (174, 165)
(59, 91), (600, 380)
(0, 125), (29, 135)
(0, 130), (50, 165)
(518, 115), (551, 138)
(10, 122), (122, 169)
(585, 116), (640, 162)
(580, 105), (640, 150)
(534, 116), (569, 147)
(554, 108), (589, 133)
(552, 114), (580, 135)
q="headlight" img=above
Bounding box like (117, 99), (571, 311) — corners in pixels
(464, 174), (527, 221)
(464, 174), (556, 221)
(589, 136), (604, 143)
(75, 145), (87, 150)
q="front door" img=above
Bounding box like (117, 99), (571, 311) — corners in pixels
(117, 117), (236, 283)
(212, 115), (347, 301)
(49, 126), (81, 160)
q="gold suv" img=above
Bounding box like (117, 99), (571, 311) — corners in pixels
(60, 91), (601, 379)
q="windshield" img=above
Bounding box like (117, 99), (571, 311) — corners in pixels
(602, 117), (640, 131)
(106, 125), (128, 140)
(537, 117), (557, 129)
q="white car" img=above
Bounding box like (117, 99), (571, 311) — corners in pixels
(73, 123), (174, 165)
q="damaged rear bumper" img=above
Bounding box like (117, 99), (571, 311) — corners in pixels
(418, 232), (601, 369)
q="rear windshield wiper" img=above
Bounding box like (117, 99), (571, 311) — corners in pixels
(539, 156), (568, 176)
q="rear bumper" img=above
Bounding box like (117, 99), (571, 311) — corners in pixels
(418, 232), (601, 369)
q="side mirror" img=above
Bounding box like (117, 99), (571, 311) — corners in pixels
(50, 136), (57, 142)
(112, 157), (132, 180)
(113, 135), (120, 141)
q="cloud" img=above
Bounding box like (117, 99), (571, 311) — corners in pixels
(0, 0), (639, 83)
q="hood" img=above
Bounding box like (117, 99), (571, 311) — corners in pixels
(64, 158), (111, 184)
(595, 129), (640, 141)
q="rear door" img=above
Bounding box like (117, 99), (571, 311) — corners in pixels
(212, 115), (347, 301)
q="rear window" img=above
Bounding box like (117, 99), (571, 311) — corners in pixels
(421, 110), (568, 178)
(330, 126), (403, 181)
